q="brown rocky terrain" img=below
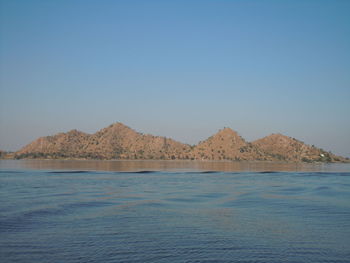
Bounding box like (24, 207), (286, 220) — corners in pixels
(14, 122), (348, 162)
(252, 133), (347, 162)
(191, 128), (267, 161)
(82, 123), (191, 159)
(15, 123), (191, 160)
(16, 129), (91, 159)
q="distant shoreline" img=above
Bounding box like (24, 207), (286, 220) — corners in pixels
(1, 156), (349, 163)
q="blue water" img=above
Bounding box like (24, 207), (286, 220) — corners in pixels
(1, 163), (350, 262)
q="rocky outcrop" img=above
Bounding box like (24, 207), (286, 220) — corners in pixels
(252, 133), (346, 162)
(16, 130), (90, 159)
(191, 128), (266, 161)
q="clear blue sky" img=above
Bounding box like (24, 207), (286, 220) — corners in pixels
(1, 0), (350, 157)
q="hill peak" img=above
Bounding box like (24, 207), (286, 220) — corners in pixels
(66, 129), (87, 136)
(191, 127), (262, 161)
(213, 127), (240, 137)
(254, 133), (298, 145)
(219, 127), (237, 133)
(107, 122), (131, 130)
(95, 122), (136, 136)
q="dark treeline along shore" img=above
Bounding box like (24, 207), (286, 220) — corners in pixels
(3, 122), (348, 163)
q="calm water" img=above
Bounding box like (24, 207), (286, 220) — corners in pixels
(1, 160), (350, 262)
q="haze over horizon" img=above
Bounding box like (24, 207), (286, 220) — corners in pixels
(1, 0), (350, 157)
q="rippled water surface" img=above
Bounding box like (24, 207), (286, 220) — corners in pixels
(1, 160), (350, 262)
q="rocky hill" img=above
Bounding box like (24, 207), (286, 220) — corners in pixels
(191, 128), (266, 161)
(14, 122), (348, 162)
(15, 123), (191, 160)
(252, 133), (347, 162)
(82, 123), (191, 159)
(16, 129), (91, 159)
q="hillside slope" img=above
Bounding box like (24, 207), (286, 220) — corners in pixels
(252, 133), (346, 162)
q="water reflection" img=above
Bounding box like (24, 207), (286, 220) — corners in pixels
(1, 159), (349, 172)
